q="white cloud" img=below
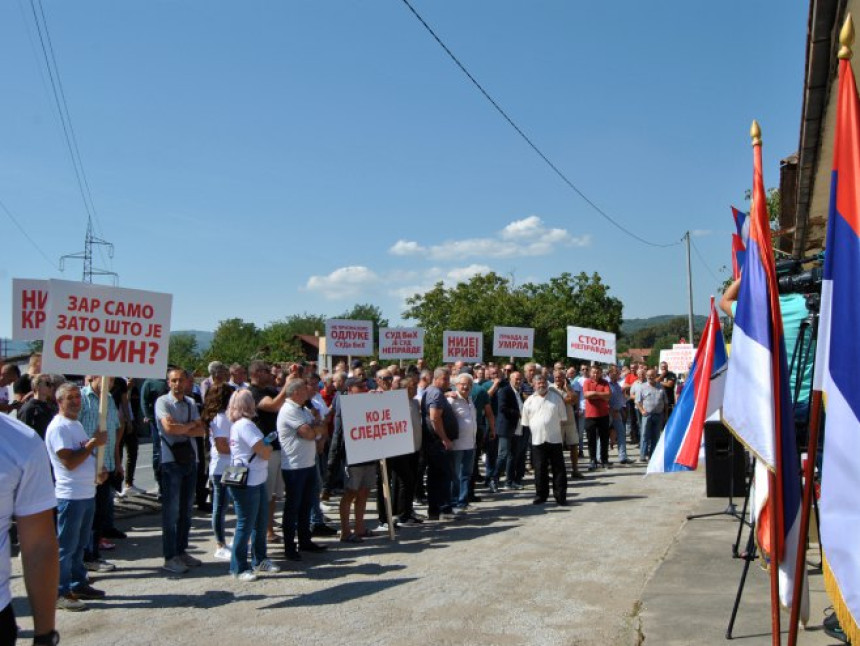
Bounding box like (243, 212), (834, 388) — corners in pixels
(389, 215), (590, 261)
(446, 264), (492, 282)
(305, 265), (380, 299)
(691, 229), (713, 237)
(389, 240), (426, 256)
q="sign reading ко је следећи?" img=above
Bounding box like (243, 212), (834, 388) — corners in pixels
(340, 389), (418, 464)
(40, 279), (172, 379)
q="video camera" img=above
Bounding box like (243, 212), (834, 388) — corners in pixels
(776, 255), (823, 308)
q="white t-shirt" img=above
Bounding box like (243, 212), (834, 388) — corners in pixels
(522, 389), (568, 445)
(0, 415), (56, 610)
(450, 394), (478, 451)
(277, 399), (317, 470)
(230, 417), (268, 487)
(45, 414), (96, 500)
(209, 412), (232, 477)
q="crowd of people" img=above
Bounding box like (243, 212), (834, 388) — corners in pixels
(1, 352), (681, 644)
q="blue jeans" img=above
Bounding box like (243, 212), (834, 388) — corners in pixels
(149, 420), (162, 492)
(161, 460), (197, 560)
(229, 483), (268, 574)
(309, 453), (325, 527)
(493, 436), (516, 484)
(641, 414), (662, 459)
(281, 467), (315, 550)
(57, 497), (95, 595)
(211, 474), (232, 545)
(450, 449), (474, 508)
(611, 412), (627, 461)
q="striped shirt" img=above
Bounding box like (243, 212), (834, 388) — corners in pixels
(80, 385), (120, 471)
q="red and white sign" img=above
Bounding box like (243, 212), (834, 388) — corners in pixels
(379, 327), (424, 359)
(566, 325), (616, 364)
(340, 390), (417, 464)
(325, 319), (374, 356)
(659, 343), (695, 374)
(41, 279), (172, 379)
(442, 330), (482, 363)
(492, 326), (534, 358)
(11, 278), (49, 341)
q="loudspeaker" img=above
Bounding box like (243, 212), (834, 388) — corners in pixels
(704, 421), (747, 498)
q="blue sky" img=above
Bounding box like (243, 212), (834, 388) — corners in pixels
(1, 1), (807, 338)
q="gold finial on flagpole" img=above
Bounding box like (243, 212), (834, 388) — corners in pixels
(839, 14), (854, 59)
(750, 120), (762, 146)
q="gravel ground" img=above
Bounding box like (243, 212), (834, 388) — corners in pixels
(10, 457), (703, 646)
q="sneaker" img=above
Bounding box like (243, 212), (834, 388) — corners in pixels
(488, 481), (499, 493)
(377, 522), (397, 532)
(234, 570), (258, 582)
(509, 482), (524, 490)
(73, 584), (105, 600)
(84, 558), (116, 573)
(213, 547), (231, 561)
(438, 512), (458, 521)
(178, 552), (203, 568)
(399, 516), (422, 526)
(254, 559), (281, 573)
(587, 462), (598, 472)
(452, 507), (469, 515)
(162, 556), (189, 574)
(620, 458), (634, 465)
(99, 539), (116, 551)
(57, 593), (87, 612)
(122, 484), (146, 496)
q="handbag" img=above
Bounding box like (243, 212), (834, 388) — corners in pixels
(222, 454), (256, 489)
(169, 440), (196, 465)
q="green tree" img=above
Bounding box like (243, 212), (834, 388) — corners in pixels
(259, 313), (327, 363)
(168, 333), (200, 372)
(203, 318), (262, 367)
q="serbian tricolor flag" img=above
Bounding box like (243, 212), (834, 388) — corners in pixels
(731, 207), (749, 279)
(647, 297), (727, 474)
(813, 32), (860, 644)
(722, 121), (808, 622)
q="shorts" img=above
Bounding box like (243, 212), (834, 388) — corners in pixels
(344, 464), (376, 491)
(561, 423), (579, 447)
(266, 450), (285, 500)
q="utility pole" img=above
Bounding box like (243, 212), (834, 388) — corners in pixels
(60, 217), (118, 284)
(684, 231), (695, 343)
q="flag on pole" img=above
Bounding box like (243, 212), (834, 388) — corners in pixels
(813, 19), (860, 643)
(722, 121), (808, 622)
(647, 297), (727, 474)
(731, 207), (749, 279)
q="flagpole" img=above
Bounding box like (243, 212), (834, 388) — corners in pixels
(752, 119), (783, 646)
(685, 231), (695, 343)
(787, 390), (821, 645)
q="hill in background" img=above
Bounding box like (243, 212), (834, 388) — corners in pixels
(621, 314), (707, 337)
(172, 330), (214, 354)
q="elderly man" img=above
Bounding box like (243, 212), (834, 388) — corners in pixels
(79, 376), (122, 572)
(199, 361), (229, 404)
(278, 379), (328, 560)
(493, 371), (524, 490)
(551, 368), (583, 479)
(448, 373), (478, 512)
(46, 383), (108, 610)
(229, 363), (249, 391)
(606, 365), (633, 465)
(522, 374), (568, 505)
(422, 368), (459, 520)
(156, 368), (207, 574)
(1, 414), (58, 643)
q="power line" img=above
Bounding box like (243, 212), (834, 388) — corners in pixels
(29, 0), (113, 272)
(690, 236), (723, 284)
(398, 0), (681, 249)
(0, 198), (60, 271)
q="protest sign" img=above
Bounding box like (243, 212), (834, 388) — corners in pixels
(11, 278), (49, 341)
(492, 326), (534, 358)
(659, 343), (695, 374)
(379, 327), (424, 359)
(41, 279), (172, 379)
(325, 319), (374, 356)
(340, 389), (417, 464)
(566, 325), (617, 364)
(442, 330), (482, 363)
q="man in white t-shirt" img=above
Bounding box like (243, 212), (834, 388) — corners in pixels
(448, 373), (477, 512)
(45, 383), (108, 612)
(522, 374), (568, 506)
(278, 379), (328, 561)
(0, 414), (58, 644)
